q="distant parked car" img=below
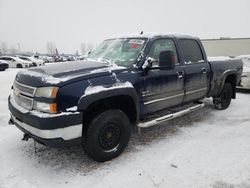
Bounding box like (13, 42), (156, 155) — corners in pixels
(19, 56), (45, 66)
(0, 56), (32, 68)
(76, 55), (87, 60)
(34, 55), (53, 63)
(67, 56), (77, 61)
(237, 56), (250, 91)
(61, 56), (67, 62)
(53, 55), (67, 62)
(41, 56), (54, 63)
(52, 55), (61, 62)
(0, 60), (9, 71)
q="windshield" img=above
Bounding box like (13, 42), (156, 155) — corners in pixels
(20, 57), (31, 61)
(87, 38), (146, 67)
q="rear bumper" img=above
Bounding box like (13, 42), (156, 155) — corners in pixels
(236, 86), (250, 93)
(8, 95), (82, 147)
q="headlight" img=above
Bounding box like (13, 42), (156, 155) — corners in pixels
(34, 87), (59, 113)
(33, 101), (57, 113)
(35, 87), (58, 98)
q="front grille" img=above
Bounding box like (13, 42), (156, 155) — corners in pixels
(13, 81), (36, 97)
(13, 93), (33, 110)
(13, 81), (36, 110)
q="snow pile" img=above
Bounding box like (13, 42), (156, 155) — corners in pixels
(18, 69), (68, 84)
(88, 65), (126, 74)
(66, 106), (77, 112)
(208, 56), (236, 61)
(83, 81), (133, 97)
(18, 62), (127, 85)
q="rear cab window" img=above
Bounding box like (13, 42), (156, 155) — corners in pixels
(179, 39), (204, 64)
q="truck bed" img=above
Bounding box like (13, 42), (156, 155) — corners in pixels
(208, 56), (243, 97)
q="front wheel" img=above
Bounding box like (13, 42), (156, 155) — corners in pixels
(82, 109), (131, 162)
(213, 83), (232, 110)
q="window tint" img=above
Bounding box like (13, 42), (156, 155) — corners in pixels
(0, 57), (10, 61)
(148, 39), (179, 66)
(179, 39), (204, 64)
(20, 57), (30, 61)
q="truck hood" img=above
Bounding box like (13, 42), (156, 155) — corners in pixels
(15, 60), (127, 87)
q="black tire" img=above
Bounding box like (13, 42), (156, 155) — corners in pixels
(213, 83), (233, 110)
(16, 64), (23, 68)
(82, 109), (131, 162)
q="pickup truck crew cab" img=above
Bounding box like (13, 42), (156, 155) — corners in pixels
(8, 34), (243, 162)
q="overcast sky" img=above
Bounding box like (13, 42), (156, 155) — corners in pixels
(0, 0), (250, 54)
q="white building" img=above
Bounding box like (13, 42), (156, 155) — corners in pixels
(201, 38), (250, 57)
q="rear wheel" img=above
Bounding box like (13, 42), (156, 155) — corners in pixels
(213, 83), (232, 110)
(16, 64), (23, 68)
(82, 109), (131, 162)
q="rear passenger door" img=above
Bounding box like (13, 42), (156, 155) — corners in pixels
(179, 39), (210, 103)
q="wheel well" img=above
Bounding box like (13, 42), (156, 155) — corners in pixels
(225, 74), (236, 99)
(82, 95), (137, 127)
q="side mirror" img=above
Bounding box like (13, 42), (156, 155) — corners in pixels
(159, 51), (176, 70)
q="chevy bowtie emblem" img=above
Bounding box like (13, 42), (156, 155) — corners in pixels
(14, 88), (21, 97)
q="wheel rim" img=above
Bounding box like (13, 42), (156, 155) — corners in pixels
(99, 123), (121, 151)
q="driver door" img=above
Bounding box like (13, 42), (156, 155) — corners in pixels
(142, 38), (185, 114)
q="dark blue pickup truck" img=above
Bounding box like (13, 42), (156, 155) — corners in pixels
(9, 34), (243, 162)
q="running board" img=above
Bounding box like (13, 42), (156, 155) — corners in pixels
(137, 102), (205, 128)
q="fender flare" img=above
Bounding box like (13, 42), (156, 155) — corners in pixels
(77, 86), (140, 122)
(218, 69), (237, 96)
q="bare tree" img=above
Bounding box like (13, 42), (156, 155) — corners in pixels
(80, 43), (86, 55)
(0, 42), (8, 55)
(46, 42), (57, 55)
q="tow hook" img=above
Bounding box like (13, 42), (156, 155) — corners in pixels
(8, 118), (14, 125)
(22, 133), (31, 141)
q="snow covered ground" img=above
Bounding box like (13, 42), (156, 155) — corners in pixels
(1, 68), (250, 188)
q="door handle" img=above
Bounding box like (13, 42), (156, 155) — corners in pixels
(177, 71), (184, 79)
(201, 68), (207, 74)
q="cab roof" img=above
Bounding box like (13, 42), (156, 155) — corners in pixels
(108, 32), (199, 40)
